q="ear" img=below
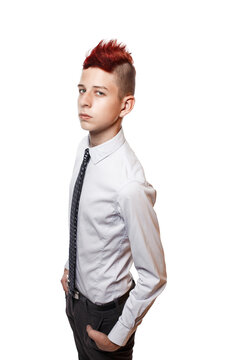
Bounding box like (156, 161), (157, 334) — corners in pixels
(119, 95), (135, 118)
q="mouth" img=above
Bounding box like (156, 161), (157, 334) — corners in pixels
(79, 113), (92, 120)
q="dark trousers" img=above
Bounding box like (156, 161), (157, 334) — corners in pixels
(65, 286), (136, 359)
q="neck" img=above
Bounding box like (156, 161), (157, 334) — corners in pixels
(89, 123), (122, 148)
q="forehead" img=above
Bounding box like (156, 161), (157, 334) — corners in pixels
(80, 67), (118, 90)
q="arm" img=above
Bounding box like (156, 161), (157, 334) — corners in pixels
(64, 259), (69, 271)
(108, 180), (167, 347)
(61, 141), (85, 294)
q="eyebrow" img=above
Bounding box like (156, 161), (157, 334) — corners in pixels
(77, 84), (109, 91)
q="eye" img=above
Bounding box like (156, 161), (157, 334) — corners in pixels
(96, 90), (105, 96)
(78, 88), (85, 94)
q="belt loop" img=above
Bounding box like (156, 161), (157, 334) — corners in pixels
(114, 298), (120, 311)
(82, 297), (88, 313)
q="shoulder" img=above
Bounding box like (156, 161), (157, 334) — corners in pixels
(119, 141), (147, 184)
(117, 179), (157, 207)
(118, 140), (156, 196)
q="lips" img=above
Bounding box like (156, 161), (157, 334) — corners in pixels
(79, 113), (92, 120)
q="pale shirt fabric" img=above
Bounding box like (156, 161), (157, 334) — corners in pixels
(64, 126), (167, 346)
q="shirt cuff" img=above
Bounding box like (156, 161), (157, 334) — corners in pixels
(64, 259), (69, 271)
(107, 319), (137, 347)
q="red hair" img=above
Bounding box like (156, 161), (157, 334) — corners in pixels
(82, 39), (136, 99)
(83, 39), (134, 72)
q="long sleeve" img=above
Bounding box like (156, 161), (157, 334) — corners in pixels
(108, 180), (167, 347)
(64, 259), (69, 271)
(63, 141), (83, 273)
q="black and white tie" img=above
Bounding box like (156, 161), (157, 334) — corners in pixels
(68, 148), (90, 294)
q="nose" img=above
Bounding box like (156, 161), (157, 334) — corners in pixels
(78, 91), (92, 108)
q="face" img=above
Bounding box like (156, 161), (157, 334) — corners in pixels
(77, 67), (125, 135)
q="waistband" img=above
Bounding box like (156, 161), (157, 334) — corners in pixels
(68, 279), (135, 311)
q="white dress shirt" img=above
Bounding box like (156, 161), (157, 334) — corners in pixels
(64, 126), (167, 346)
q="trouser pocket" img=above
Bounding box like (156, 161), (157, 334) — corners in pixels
(86, 310), (104, 350)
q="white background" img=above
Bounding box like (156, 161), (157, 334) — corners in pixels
(0, 0), (239, 359)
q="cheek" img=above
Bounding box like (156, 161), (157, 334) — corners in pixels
(90, 97), (121, 120)
(100, 98), (121, 115)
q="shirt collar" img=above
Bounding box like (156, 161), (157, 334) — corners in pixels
(86, 126), (126, 164)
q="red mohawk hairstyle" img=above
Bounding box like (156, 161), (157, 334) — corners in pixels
(83, 39), (134, 72)
(83, 39), (136, 99)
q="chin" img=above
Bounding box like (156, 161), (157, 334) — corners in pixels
(80, 121), (91, 130)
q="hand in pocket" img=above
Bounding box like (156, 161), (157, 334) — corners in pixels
(86, 324), (121, 352)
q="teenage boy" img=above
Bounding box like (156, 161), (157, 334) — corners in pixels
(61, 39), (167, 360)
